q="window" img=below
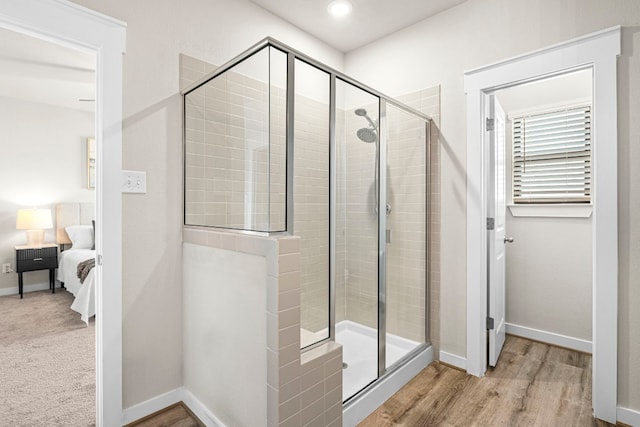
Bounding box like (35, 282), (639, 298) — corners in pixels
(512, 105), (591, 204)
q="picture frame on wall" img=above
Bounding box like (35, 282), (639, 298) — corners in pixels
(87, 137), (96, 189)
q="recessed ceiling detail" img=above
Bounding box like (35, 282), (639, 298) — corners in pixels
(249, 0), (467, 52)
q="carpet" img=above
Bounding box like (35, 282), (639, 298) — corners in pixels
(0, 289), (95, 426)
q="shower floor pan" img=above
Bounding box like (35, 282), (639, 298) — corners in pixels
(336, 320), (421, 401)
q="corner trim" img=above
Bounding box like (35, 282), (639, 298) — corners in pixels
(183, 388), (228, 427)
(122, 388), (184, 425)
(439, 350), (466, 370)
(123, 387), (227, 427)
(505, 323), (592, 354)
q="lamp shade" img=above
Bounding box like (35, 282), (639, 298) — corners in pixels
(16, 208), (53, 230)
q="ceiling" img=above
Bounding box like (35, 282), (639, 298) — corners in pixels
(248, 0), (468, 52)
(0, 28), (95, 112)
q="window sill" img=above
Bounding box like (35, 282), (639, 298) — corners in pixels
(508, 204), (593, 218)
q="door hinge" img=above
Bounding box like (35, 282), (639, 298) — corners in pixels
(97, 254), (103, 266)
(486, 317), (495, 330)
(486, 217), (495, 230)
(486, 118), (494, 132)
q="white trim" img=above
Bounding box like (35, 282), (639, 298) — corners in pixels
(0, 281), (63, 297)
(505, 97), (592, 121)
(505, 323), (592, 354)
(508, 204), (592, 218)
(343, 346), (433, 427)
(122, 387), (227, 427)
(465, 26), (620, 423)
(122, 387), (184, 425)
(0, 2), (126, 426)
(439, 350), (466, 370)
(182, 388), (228, 427)
(617, 406), (640, 427)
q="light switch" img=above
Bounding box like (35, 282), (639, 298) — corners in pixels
(121, 170), (147, 194)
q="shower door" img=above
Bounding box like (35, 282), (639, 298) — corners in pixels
(335, 79), (380, 402)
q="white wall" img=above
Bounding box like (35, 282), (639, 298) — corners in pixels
(66, 0), (343, 409)
(505, 214), (592, 341)
(183, 243), (267, 427)
(345, 0), (640, 411)
(0, 97), (94, 293)
(497, 79), (593, 345)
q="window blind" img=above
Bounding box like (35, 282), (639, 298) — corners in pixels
(512, 105), (591, 204)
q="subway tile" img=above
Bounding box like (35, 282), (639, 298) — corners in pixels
(325, 400), (342, 422)
(278, 306), (300, 330)
(267, 349), (278, 388)
(279, 413), (300, 427)
(267, 385), (279, 426)
(300, 396), (324, 425)
(278, 271), (300, 292)
(279, 359), (301, 387)
(301, 381), (325, 408)
(279, 377), (300, 404)
(279, 394), (300, 422)
(278, 289), (300, 312)
(278, 253), (300, 274)
(279, 342), (301, 368)
(301, 364), (324, 390)
(279, 324), (300, 350)
(267, 313), (278, 351)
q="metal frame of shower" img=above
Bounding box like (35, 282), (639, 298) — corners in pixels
(182, 36), (432, 392)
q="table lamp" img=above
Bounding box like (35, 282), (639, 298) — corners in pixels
(16, 208), (53, 246)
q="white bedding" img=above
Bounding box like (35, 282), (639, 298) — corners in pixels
(57, 249), (96, 324)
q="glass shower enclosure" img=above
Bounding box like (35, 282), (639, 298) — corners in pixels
(183, 38), (430, 403)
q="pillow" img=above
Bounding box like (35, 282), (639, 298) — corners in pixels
(65, 225), (94, 250)
(91, 220), (95, 250)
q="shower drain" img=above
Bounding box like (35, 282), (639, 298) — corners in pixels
(342, 362), (348, 369)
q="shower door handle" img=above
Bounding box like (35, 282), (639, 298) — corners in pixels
(386, 229), (392, 244)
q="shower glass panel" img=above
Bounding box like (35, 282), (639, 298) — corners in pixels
(384, 103), (428, 367)
(335, 78), (380, 402)
(294, 59), (331, 348)
(184, 46), (287, 232)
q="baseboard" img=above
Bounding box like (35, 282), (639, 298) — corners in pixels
(122, 387), (227, 427)
(183, 388), (227, 427)
(617, 406), (640, 427)
(122, 387), (184, 425)
(439, 350), (466, 370)
(505, 323), (592, 353)
(0, 281), (61, 297)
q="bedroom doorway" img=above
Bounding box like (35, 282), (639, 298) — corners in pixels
(464, 27), (620, 423)
(0, 2), (126, 426)
(0, 26), (97, 425)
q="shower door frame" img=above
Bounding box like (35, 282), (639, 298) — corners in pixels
(182, 36), (433, 396)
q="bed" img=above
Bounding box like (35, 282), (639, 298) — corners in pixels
(55, 203), (96, 323)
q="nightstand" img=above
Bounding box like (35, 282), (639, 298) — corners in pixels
(15, 243), (58, 299)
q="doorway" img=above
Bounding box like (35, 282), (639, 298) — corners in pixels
(464, 26), (620, 423)
(491, 70), (594, 364)
(0, 1), (126, 425)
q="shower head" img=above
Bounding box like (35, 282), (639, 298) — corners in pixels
(354, 108), (377, 130)
(357, 127), (378, 143)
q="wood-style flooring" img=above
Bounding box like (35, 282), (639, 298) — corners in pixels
(125, 403), (202, 427)
(132, 336), (616, 427)
(360, 335), (615, 427)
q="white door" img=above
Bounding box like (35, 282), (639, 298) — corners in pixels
(488, 94), (508, 367)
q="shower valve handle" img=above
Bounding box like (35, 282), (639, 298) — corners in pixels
(504, 237), (514, 243)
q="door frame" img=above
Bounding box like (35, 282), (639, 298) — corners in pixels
(0, 1), (126, 426)
(464, 26), (620, 423)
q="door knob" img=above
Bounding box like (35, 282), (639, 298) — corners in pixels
(504, 237), (514, 243)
